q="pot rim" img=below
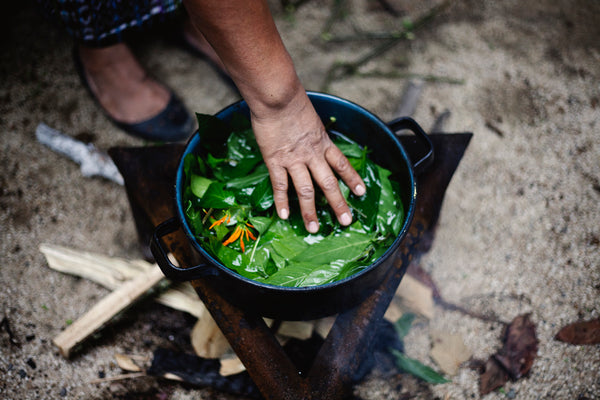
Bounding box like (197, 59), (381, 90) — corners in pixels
(175, 91), (416, 293)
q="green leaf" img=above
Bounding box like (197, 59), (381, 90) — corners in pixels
(215, 244), (261, 280)
(348, 158), (381, 228)
(393, 313), (415, 340)
(196, 113), (231, 157)
(190, 174), (213, 198)
(390, 349), (450, 384)
(226, 164), (270, 189)
(249, 176), (274, 211)
(260, 262), (330, 287)
(248, 216), (274, 235)
(332, 136), (364, 158)
(199, 182), (236, 208)
(375, 165), (404, 236)
(292, 231), (374, 265)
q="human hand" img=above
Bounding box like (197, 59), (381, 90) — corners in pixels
(250, 90), (366, 233)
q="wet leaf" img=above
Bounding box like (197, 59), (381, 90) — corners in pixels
(555, 318), (600, 345)
(292, 231), (374, 265)
(199, 183), (236, 209)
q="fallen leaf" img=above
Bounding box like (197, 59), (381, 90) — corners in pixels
(115, 353), (142, 372)
(555, 318), (600, 345)
(494, 313), (538, 379)
(430, 331), (472, 376)
(480, 357), (509, 395)
(219, 354), (246, 376)
(191, 314), (231, 359)
(390, 349), (450, 384)
(478, 313), (539, 395)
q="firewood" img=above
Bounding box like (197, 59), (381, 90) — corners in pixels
(53, 265), (164, 358)
(40, 243), (206, 318)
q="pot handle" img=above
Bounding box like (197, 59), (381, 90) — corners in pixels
(387, 116), (434, 175)
(150, 217), (217, 281)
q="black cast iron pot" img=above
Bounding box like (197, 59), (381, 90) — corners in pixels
(150, 91), (433, 321)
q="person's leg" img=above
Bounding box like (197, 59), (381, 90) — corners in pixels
(38, 0), (195, 141)
(78, 43), (170, 124)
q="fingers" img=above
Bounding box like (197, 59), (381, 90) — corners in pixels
(269, 165), (290, 221)
(308, 160), (353, 227)
(287, 164), (320, 233)
(325, 145), (366, 197)
(268, 143), (366, 234)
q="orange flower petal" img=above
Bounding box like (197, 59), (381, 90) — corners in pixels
(223, 226), (242, 246)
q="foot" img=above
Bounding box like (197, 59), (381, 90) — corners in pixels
(78, 43), (171, 124)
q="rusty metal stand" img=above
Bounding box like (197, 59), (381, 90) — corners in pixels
(109, 132), (471, 400)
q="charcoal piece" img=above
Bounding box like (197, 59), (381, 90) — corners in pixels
(147, 348), (261, 398)
(282, 333), (325, 375)
(353, 319), (405, 382)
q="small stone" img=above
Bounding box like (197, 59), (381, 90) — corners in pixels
(59, 387), (67, 397)
(26, 358), (36, 369)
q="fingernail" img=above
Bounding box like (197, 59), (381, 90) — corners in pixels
(340, 212), (352, 226)
(355, 184), (366, 196)
(308, 221), (319, 233)
(279, 208), (289, 219)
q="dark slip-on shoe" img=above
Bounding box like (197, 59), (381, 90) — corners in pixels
(73, 46), (195, 143)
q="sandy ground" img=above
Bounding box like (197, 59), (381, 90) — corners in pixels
(1, 0), (599, 399)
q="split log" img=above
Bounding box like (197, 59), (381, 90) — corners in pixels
(53, 266), (164, 358)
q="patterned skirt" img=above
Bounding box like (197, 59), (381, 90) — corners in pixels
(36, 0), (183, 47)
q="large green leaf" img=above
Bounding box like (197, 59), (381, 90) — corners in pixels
(199, 182), (236, 208)
(249, 176), (274, 211)
(216, 244), (261, 280)
(226, 164), (270, 189)
(375, 165), (404, 236)
(190, 174), (213, 198)
(348, 158), (381, 229)
(260, 262), (324, 287)
(292, 231), (374, 265)
(332, 136), (364, 158)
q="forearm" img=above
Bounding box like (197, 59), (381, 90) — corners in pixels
(183, 0), (303, 116)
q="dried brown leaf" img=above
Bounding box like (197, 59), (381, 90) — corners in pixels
(495, 313), (538, 379)
(555, 318), (600, 345)
(480, 357), (509, 395)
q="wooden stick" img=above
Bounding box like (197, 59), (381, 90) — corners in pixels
(53, 266), (164, 358)
(40, 243), (206, 318)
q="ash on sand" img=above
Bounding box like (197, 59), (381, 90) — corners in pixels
(1, 1), (599, 399)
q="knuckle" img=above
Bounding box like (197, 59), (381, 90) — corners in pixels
(297, 184), (315, 200)
(320, 175), (339, 192)
(271, 180), (288, 193)
(332, 199), (348, 212)
(334, 155), (351, 172)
